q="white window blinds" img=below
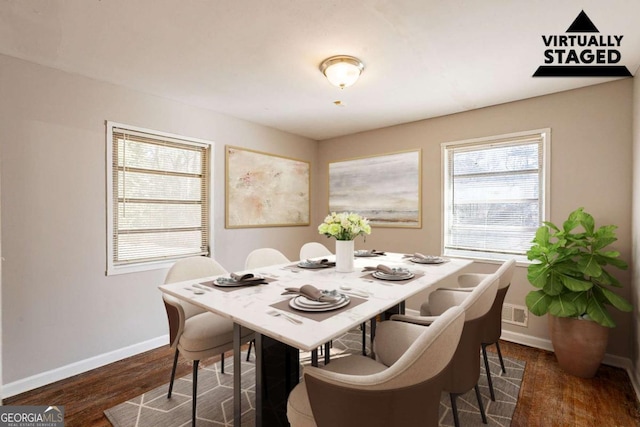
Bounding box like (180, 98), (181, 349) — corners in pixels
(443, 130), (549, 261)
(107, 123), (210, 273)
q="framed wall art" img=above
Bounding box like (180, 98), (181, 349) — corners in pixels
(226, 146), (310, 228)
(329, 149), (421, 228)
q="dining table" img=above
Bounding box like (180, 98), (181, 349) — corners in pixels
(158, 252), (473, 426)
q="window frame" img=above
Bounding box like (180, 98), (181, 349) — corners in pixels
(441, 128), (551, 264)
(105, 121), (213, 276)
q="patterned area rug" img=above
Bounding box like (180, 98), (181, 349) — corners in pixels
(105, 328), (524, 426)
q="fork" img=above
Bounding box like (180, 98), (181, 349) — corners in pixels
(267, 309), (302, 324)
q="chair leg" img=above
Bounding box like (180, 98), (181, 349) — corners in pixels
(361, 322), (366, 355)
(482, 344), (496, 401)
(450, 393), (460, 427)
(247, 339), (254, 361)
(167, 348), (179, 398)
(474, 384), (487, 424)
(192, 360), (199, 427)
(495, 341), (507, 374)
(221, 352), (225, 374)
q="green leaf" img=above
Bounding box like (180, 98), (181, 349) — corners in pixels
(568, 291), (589, 315)
(596, 269), (621, 287)
(542, 221), (560, 232)
(579, 211), (595, 235)
(577, 254), (602, 277)
(586, 297), (616, 328)
(532, 226), (550, 247)
(542, 271), (564, 296)
(548, 294), (579, 317)
(526, 290), (552, 316)
(560, 275), (592, 291)
(596, 286), (633, 312)
(595, 253), (628, 270)
(527, 263), (548, 288)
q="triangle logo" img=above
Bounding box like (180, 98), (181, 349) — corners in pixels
(566, 10), (599, 33)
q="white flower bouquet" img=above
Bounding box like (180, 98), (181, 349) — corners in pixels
(318, 212), (371, 241)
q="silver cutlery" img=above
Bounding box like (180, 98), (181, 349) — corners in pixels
(267, 309), (302, 324)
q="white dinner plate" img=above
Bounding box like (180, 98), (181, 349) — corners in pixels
(410, 256), (447, 264)
(297, 261), (331, 269)
(289, 295), (350, 312)
(294, 294), (346, 308)
(354, 250), (379, 257)
(372, 271), (415, 281)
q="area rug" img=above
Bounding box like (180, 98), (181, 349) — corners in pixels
(105, 328), (525, 427)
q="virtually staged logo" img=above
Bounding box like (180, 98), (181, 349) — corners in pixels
(533, 10), (632, 77)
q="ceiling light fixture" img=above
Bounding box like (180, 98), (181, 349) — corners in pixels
(319, 55), (364, 89)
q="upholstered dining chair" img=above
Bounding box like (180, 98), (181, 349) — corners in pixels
(244, 248), (291, 360)
(244, 247), (291, 269)
(162, 256), (254, 427)
(287, 305), (466, 427)
(299, 242), (333, 260)
(443, 259), (516, 401)
(391, 272), (499, 427)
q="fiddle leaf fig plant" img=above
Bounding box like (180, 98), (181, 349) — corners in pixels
(525, 207), (632, 328)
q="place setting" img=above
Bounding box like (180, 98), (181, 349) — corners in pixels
(354, 249), (386, 257)
(287, 258), (336, 271)
(361, 264), (424, 284)
(199, 272), (276, 292)
(270, 284), (367, 321)
(403, 252), (449, 265)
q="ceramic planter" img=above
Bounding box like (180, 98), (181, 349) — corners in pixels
(548, 315), (610, 378)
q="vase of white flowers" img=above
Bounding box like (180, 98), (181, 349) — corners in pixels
(318, 212), (371, 272)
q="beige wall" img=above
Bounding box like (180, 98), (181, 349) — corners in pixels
(317, 79), (634, 359)
(0, 54), (318, 387)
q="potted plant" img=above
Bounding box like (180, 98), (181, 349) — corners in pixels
(525, 207), (632, 377)
(318, 212), (371, 272)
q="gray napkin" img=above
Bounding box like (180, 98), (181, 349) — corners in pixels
(282, 284), (339, 302)
(362, 264), (397, 275)
(228, 272), (267, 283)
(403, 252), (428, 259)
(303, 258), (336, 266)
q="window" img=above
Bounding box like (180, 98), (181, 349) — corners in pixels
(106, 122), (211, 275)
(442, 129), (550, 262)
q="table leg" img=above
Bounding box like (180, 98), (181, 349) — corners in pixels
(233, 323), (241, 427)
(255, 334), (300, 427)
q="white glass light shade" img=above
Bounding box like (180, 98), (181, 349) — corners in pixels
(320, 56), (364, 89)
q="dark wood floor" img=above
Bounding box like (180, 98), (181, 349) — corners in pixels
(3, 340), (640, 426)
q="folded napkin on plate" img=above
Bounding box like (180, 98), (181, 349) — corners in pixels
(228, 272), (267, 283)
(362, 264), (408, 275)
(281, 284), (340, 302)
(303, 258), (336, 266)
(359, 249), (386, 255)
(403, 252), (430, 259)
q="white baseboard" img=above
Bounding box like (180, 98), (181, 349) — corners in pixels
(1, 335), (168, 399)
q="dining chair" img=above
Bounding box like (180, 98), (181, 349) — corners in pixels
(391, 272), (498, 427)
(287, 305), (465, 427)
(244, 248), (292, 361)
(244, 247), (291, 269)
(442, 259), (516, 400)
(162, 256), (254, 427)
(299, 242), (333, 260)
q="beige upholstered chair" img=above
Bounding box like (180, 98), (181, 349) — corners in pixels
(287, 306), (466, 427)
(299, 242), (332, 260)
(445, 259), (516, 400)
(391, 273), (498, 427)
(162, 256), (254, 427)
(244, 247), (291, 269)
(244, 248), (291, 360)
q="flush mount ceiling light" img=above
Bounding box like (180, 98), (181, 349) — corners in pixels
(319, 55), (364, 89)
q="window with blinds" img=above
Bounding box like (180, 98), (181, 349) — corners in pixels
(106, 122), (211, 275)
(442, 129), (550, 262)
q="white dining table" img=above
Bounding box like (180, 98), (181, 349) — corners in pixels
(158, 252), (472, 426)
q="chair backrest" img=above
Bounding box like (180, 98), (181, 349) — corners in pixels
(302, 306), (465, 427)
(162, 256), (228, 346)
(431, 273), (499, 395)
(299, 242), (332, 260)
(244, 248), (291, 269)
(484, 258), (516, 342)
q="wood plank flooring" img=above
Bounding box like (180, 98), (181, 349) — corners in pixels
(3, 341), (640, 426)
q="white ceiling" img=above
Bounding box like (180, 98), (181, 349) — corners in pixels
(1, 0), (639, 140)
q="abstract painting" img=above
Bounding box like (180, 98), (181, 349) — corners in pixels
(226, 146), (310, 228)
(329, 150), (421, 228)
